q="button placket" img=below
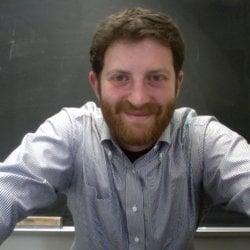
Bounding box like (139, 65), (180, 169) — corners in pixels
(126, 169), (145, 248)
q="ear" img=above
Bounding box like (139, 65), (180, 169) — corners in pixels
(88, 70), (100, 101)
(176, 70), (183, 97)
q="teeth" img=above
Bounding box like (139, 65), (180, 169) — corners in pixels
(128, 113), (149, 116)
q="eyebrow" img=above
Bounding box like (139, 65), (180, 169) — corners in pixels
(146, 69), (171, 75)
(106, 70), (130, 77)
(106, 69), (171, 77)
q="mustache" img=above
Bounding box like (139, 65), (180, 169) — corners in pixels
(115, 100), (162, 114)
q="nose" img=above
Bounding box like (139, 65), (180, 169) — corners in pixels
(127, 80), (150, 107)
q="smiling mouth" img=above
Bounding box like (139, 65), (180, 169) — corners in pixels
(123, 112), (153, 123)
(125, 112), (151, 116)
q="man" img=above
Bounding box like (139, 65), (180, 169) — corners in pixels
(0, 7), (249, 250)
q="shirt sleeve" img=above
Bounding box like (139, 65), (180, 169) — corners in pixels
(202, 120), (250, 215)
(0, 108), (74, 243)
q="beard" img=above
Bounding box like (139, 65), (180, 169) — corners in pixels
(100, 98), (176, 148)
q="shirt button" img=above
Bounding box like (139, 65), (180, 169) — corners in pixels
(159, 153), (163, 160)
(132, 206), (138, 212)
(108, 150), (112, 158)
(134, 236), (140, 243)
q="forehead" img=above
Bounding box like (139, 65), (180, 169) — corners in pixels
(102, 38), (174, 72)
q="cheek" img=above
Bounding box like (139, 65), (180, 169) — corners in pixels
(152, 89), (175, 105)
(101, 84), (127, 104)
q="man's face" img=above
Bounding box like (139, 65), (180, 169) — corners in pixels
(89, 38), (183, 152)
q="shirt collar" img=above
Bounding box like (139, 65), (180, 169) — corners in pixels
(100, 119), (112, 142)
(158, 123), (171, 145)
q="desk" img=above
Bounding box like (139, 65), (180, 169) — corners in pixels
(1, 227), (250, 250)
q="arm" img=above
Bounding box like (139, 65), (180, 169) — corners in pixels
(203, 120), (250, 215)
(0, 108), (74, 243)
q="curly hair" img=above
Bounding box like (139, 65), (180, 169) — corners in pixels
(89, 7), (185, 78)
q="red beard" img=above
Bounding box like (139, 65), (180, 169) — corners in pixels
(100, 99), (175, 147)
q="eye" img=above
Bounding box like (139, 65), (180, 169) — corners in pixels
(147, 73), (167, 86)
(110, 73), (130, 85)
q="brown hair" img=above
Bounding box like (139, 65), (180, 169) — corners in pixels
(89, 7), (185, 78)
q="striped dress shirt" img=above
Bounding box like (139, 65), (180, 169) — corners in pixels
(0, 101), (249, 249)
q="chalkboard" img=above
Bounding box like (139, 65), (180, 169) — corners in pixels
(0, 0), (249, 226)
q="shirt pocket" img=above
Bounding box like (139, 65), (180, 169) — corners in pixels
(84, 183), (128, 250)
(84, 155), (112, 200)
(85, 180), (111, 200)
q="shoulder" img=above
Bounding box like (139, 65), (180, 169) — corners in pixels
(59, 101), (102, 121)
(170, 107), (217, 140)
(42, 101), (103, 141)
(172, 107), (216, 127)
(170, 107), (248, 151)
